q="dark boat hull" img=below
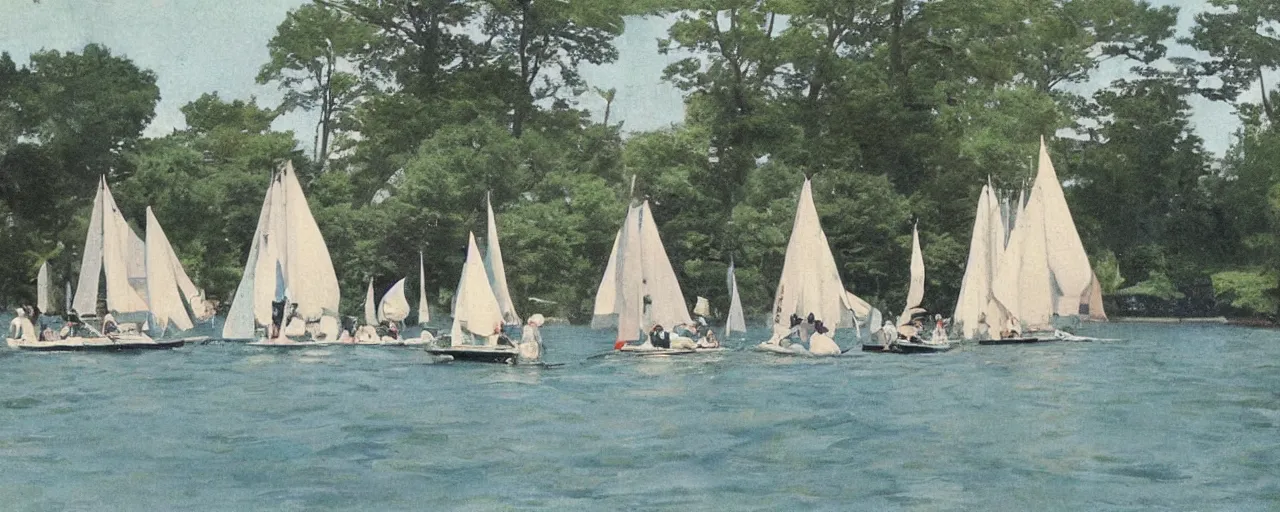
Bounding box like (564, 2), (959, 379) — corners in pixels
(425, 347), (520, 364)
(977, 337), (1041, 345)
(862, 342), (952, 354)
(11, 339), (186, 352)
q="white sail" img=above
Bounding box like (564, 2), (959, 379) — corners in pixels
(379, 278), (410, 323)
(593, 201), (695, 341)
(222, 176), (275, 339)
(725, 261), (747, 336)
(222, 162), (341, 339)
(954, 185), (997, 338)
(97, 179), (149, 316)
(590, 229), (622, 329)
(417, 251), (430, 325)
(364, 279), (377, 326)
(484, 192), (519, 325)
(612, 204), (646, 341)
(1036, 137), (1093, 307)
(37, 261), (49, 313)
(770, 179), (854, 333)
(693, 297), (710, 317)
(898, 223), (925, 327)
(72, 177), (105, 316)
(1016, 187), (1054, 330)
(450, 232), (504, 345)
(145, 206), (194, 334)
(279, 162), (340, 321)
(637, 201), (693, 331)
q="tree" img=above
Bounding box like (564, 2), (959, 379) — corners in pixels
(473, 0), (625, 137)
(259, 3), (377, 167)
(1185, 0), (1280, 123)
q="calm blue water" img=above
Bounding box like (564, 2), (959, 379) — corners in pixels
(0, 321), (1277, 510)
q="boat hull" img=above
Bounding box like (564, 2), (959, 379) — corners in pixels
(977, 337), (1042, 345)
(861, 342), (952, 354)
(7, 337), (185, 351)
(424, 346), (520, 364)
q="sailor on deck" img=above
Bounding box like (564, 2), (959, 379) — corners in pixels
(519, 314), (544, 362)
(8, 308), (35, 342)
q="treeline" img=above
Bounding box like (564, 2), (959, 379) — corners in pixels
(1, 0), (1278, 322)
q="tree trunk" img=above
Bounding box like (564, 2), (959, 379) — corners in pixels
(1261, 68), (1275, 125)
(512, 0), (532, 138)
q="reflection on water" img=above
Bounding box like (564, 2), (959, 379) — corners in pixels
(0, 322), (1276, 509)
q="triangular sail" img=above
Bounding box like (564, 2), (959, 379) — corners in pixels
(898, 223), (925, 327)
(590, 229), (622, 329)
(222, 176), (275, 339)
(636, 201), (693, 332)
(222, 162), (341, 339)
(770, 179), (853, 333)
(611, 204), (646, 341)
(145, 206), (194, 334)
(379, 278), (410, 323)
(484, 192), (519, 325)
(693, 297), (710, 317)
(1036, 137), (1093, 306)
(72, 178), (105, 316)
(37, 261), (49, 313)
(1085, 272), (1107, 320)
(364, 279), (377, 326)
(954, 185), (999, 338)
(418, 252), (430, 325)
(451, 232), (504, 345)
(725, 260), (747, 336)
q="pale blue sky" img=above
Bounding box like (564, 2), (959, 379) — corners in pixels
(0, 0), (1251, 156)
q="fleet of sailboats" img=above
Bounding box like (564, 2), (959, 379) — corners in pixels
(956, 138), (1107, 343)
(9, 138), (1111, 355)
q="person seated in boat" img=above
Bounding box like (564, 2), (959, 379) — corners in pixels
(696, 329), (720, 349)
(974, 313), (991, 340)
(929, 314), (948, 344)
(808, 320), (841, 355)
(387, 321), (400, 340)
(519, 314), (544, 362)
(648, 324), (671, 349)
(39, 324), (56, 341)
(101, 313), (119, 336)
(1001, 316), (1021, 339)
(8, 308), (36, 342)
(269, 298), (286, 339)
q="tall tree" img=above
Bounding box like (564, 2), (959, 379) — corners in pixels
(473, 0), (625, 137)
(259, 3), (377, 167)
(1185, 0), (1280, 123)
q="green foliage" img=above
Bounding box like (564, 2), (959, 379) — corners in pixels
(1115, 271), (1185, 301)
(1094, 250), (1125, 294)
(1211, 270), (1278, 317)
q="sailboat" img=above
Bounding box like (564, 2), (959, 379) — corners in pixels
(981, 138), (1105, 345)
(15, 178), (191, 350)
(144, 206), (213, 339)
(864, 223), (952, 353)
(757, 178), (854, 356)
(354, 278), (380, 343)
(376, 277), (424, 345)
(953, 182), (1005, 340)
(724, 260), (747, 339)
(592, 199), (705, 355)
(226, 161), (342, 345)
(425, 232), (524, 363)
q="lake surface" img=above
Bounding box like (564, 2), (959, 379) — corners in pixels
(0, 321), (1277, 510)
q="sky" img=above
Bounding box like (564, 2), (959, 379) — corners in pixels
(0, 0), (1254, 157)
